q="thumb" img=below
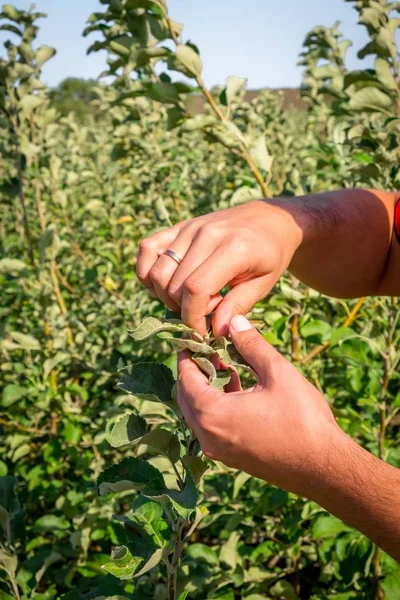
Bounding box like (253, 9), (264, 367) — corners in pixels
(212, 274), (278, 337)
(229, 314), (279, 384)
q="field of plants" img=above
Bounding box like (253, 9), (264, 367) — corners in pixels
(1, 1), (400, 599)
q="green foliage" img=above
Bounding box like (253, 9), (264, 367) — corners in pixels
(49, 77), (100, 121)
(0, 0), (400, 599)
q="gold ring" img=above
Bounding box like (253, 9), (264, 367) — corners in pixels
(164, 249), (183, 265)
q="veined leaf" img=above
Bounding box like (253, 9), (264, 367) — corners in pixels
(117, 362), (175, 404)
(106, 413), (148, 448)
(143, 469), (198, 518)
(102, 545), (143, 580)
(97, 457), (164, 496)
(175, 44), (202, 77)
(348, 87), (393, 113)
(129, 317), (195, 340)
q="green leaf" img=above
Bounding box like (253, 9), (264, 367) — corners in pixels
(312, 514), (352, 540)
(182, 456), (208, 484)
(2, 384), (30, 408)
(181, 114), (217, 131)
(143, 469), (198, 518)
(43, 352), (70, 379)
(35, 45), (56, 68)
(106, 413), (148, 448)
(163, 335), (214, 354)
(129, 496), (170, 549)
(249, 135), (273, 173)
(0, 258), (27, 274)
(20, 94), (44, 118)
(146, 82), (180, 104)
(129, 317), (194, 340)
(102, 546), (143, 580)
(192, 355), (216, 379)
(219, 531), (240, 570)
(132, 547), (164, 578)
(348, 87), (393, 113)
(33, 515), (70, 531)
(97, 457), (165, 496)
(0, 477), (22, 544)
(301, 319), (332, 338)
(270, 580), (299, 599)
(232, 471), (252, 499)
(2, 5), (20, 20)
(211, 370), (232, 391)
(117, 363), (175, 404)
(167, 106), (185, 130)
(175, 44), (202, 77)
(221, 75), (247, 107)
(0, 549), (17, 577)
(230, 186), (261, 206)
(140, 429), (181, 463)
(109, 35), (134, 57)
(382, 573), (400, 600)
(186, 543), (219, 565)
(8, 331), (40, 351)
(330, 327), (355, 347)
(375, 57), (397, 90)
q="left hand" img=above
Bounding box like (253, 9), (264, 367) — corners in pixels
(177, 315), (344, 498)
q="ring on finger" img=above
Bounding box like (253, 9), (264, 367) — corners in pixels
(164, 248), (183, 265)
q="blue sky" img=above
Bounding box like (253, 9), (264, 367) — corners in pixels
(1, 1), (371, 89)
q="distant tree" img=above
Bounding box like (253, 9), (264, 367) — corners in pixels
(50, 77), (99, 121)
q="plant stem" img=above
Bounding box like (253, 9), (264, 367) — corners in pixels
(167, 520), (185, 600)
(372, 299), (398, 600)
(0, 417), (49, 437)
(164, 3), (271, 198)
(302, 297), (365, 365)
(9, 572), (21, 600)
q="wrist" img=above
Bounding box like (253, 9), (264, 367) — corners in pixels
(256, 199), (304, 261)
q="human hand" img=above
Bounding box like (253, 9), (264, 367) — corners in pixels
(177, 314), (344, 498)
(136, 200), (302, 336)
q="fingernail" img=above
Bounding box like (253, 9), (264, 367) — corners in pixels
(230, 315), (253, 332)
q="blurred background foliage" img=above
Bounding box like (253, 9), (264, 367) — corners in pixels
(0, 0), (400, 598)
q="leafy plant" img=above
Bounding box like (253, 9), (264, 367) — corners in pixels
(1, 0), (400, 599)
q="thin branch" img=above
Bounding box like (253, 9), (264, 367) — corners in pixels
(0, 417), (49, 437)
(302, 297), (366, 365)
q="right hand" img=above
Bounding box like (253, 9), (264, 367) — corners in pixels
(137, 200), (302, 336)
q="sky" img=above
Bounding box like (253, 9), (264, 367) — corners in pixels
(1, 0), (372, 89)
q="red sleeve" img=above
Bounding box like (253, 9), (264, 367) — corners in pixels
(395, 198), (400, 244)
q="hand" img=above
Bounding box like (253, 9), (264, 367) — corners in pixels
(177, 314), (344, 498)
(137, 200), (302, 336)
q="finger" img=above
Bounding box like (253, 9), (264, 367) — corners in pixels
(229, 315), (281, 385)
(178, 351), (221, 412)
(212, 273), (279, 337)
(168, 228), (221, 306)
(149, 229), (199, 311)
(136, 223), (182, 292)
(209, 353), (242, 392)
(177, 385), (200, 436)
(180, 245), (252, 335)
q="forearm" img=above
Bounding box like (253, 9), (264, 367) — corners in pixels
(268, 189), (398, 297)
(313, 430), (400, 561)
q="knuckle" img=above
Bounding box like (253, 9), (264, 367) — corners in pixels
(168, 282), (182, 303)
(226, 235), (248, 256)
(197, 223), (220, 242)
(149, 264), (167, 285)
(138, 237), (155, 254)
(184, 276), (204, 296)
